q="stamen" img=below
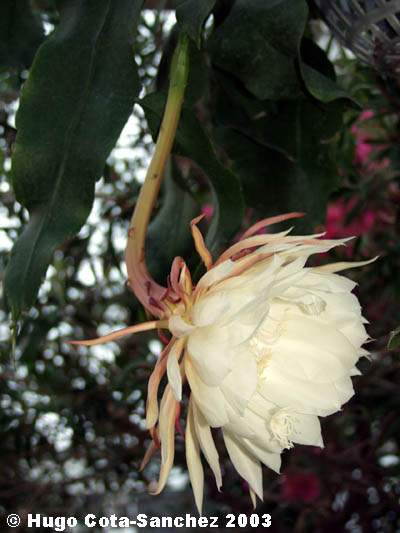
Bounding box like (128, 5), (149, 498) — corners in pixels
(270, 408), (297, 449)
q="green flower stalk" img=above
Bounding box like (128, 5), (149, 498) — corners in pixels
(125, 33), (190, 319)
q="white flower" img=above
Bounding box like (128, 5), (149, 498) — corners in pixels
(164, 215), (373, 513)
(72, 213), (374, 514)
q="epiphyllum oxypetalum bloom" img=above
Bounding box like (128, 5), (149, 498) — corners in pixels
(72, 212), (373, 514)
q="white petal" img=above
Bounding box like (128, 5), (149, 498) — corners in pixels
(192, 290), (232, 327)
(239, 407), (284, 453)
(350, 366), (361, 376)
(248, 391), (279, 418)
(192, 401), (222, 490)
(277, 288), (327, 315)
(187, 325), (238, 386)
(291, 413), (323, 447)
(298, 270), (357, 293)
(241, 437), (282, 473)
(258, 367), (342, 416)
(316, 291), (368, 349)
(168, 314), (196, 338)
(217, 288), (272, 341)
(221, 346), (258, 415)
(268, 257), (310, 297)
(185, 355), (229, 427)
(222, 429), (264, 500)
(268, 314), (358, 381)
(224, 403), (255, 438)
(334, 374), (355, 405)
(196, 259), (235, 289)
(215, 254), (281, 292)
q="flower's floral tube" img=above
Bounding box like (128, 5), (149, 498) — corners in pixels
(72, 212), (375, 515)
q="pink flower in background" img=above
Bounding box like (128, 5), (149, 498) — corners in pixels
(325, 197), (376, 256)
(282, 473), (321, 503)
(351, 110), (374, 166)
(201, 203), (214, 222)
(355, 140), (374, 166)
(351, 109), (390, 170)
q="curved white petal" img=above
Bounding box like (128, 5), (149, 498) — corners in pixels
(334, 374), (355, 404)
(192, 400), (222, 490)
(192, 290), (232, 327)
(290, 413), (323, 447)
(266, 314), (358, 382)
(215, 253), (281, 292)
(185, 354), (229, 427)
(240, 437), (282, 474)
(169, 314), (196, 338)
(277, 288), (327, 315)
(316, 291), (368, 349)
(196, 259), (235, 289)
(242, 406), (285, 453)
(187, 326), (239, 386)
(297, 270), (357, 293)
(350, 366), (361, 376)
(222, 429), (264, 500)
(224, 403), (255, 439)
(220, 346), (258, 415)
(258, 368), (343, 416)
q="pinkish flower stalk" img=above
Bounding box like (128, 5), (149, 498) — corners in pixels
(125, 33), (189, 319)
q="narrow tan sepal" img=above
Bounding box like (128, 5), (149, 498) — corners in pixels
(139, 439), (158, 471)
(146, 342), (172, 429)
(190, 215), (213, 270)
(68, 320), (167, 346)
(249, 487), (257, 509)
(315, 256), (378, 273)
(241, 212), (305, 239)
(151, 386), (178, 495)
(186, 395), (204, 515)
(215, 230), (292, 265)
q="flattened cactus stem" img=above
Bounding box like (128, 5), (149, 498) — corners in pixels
(126, 33), (189, 313)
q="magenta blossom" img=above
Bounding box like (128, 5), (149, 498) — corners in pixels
(282, 472), (321, 503)
(325, 198), (376, 256)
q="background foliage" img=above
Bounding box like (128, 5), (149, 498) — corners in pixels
(0, 0), (399, 531)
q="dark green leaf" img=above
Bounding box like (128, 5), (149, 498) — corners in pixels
(207, 0), (308, 100)
(299, 34), (357, 106)
(176, 0), (216, 48)
(140, 91), (245, 253)
(4, 0), (143, 321)
(388, 327), (400, 349)
(300, 62), (359, 105)
(184, 45), (209, 106)
(0, 0), (45, 69)
(214, 99), (344, 233)
(146, 159), (200, 284)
